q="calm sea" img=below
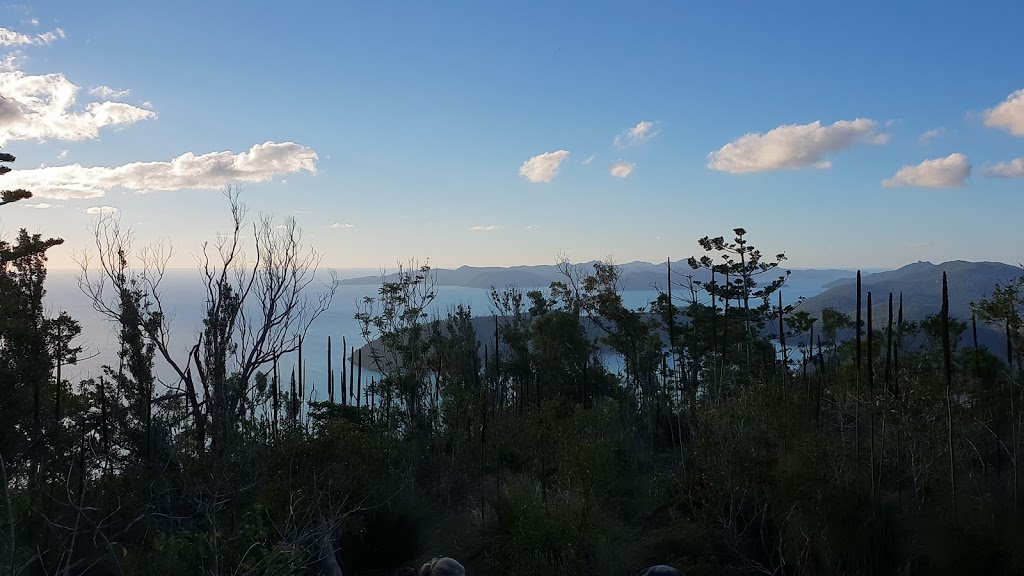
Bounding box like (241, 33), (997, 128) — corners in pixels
(44, 268), (832, 400)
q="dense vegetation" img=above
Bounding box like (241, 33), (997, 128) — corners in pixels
(2, 148), (1024, 575)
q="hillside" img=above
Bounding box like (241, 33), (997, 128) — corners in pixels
(340, 260), (856, 293)
(795, 260), (1022, 349)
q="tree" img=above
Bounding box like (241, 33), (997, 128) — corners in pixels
(0, 149), (72, 462)
(78, 188), (336, 458)
(355, 260), (437, 432)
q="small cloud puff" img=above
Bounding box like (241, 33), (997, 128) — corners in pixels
(883, 153), (970, 188)
(84, 205), (118, 215)
(329, 222), (355, 229)
(468, 225), (501, 232)
(614, 121), (659, 147)
(609, 161), (635, 178)
(983, 158), (1024, 178)
(519, 150), (570, 183)
(918, 127), (947, 144)
(984, 90), (1024, 136)
(88, 85), (131, 99)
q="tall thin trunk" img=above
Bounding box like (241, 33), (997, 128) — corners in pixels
(723, 270), (730, 369)
(357, 349), (363, 409)
(272, 359), (279, 437)
(290, 366), (297, 422)
(779, 291), (787, 454)
(855, 271), (862, 485)
(895, 292), (903, 499)
(495, 315), (502, 408)
(99, 376), (110, 473)
(349, 347), (355, 407)
(54, 327), (62, 424)
(298, 337), (304, 421)
(868, 291), (875, 499)
(816, 335), (823, 424)
(886, 293), (894, 397)
(1008, 315), (1019, 513)
(328, 336), (334, 404)
(896, 292), (903, 399)
(710, 268), (718, 398)
(805, 322), (812, 413)
(941, 272), (956, 519)
(779, 291), (787, 374)
(342, 337), (347, 404)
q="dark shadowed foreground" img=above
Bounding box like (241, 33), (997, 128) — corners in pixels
(3, 167), (1024, 575)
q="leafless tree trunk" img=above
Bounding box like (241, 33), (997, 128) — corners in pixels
(77, 188), (336, 457)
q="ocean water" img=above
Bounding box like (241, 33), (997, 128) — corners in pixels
(43, 268), (833, 400)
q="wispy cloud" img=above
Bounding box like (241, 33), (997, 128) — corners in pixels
(519, 150), (570, 183)
(468, 225), (501, 232)
(57, 149), (68, 159)
(582, 154), (596, 165)
(883, 153), (970, 188)
(984, 89), (1024, 136)
(609, 160), (635, 178)
(3, 141), (319, 199)
(918, 127), (947, 144)
(0, 70), (155, 145)
(21, 202), (53, 209)
(88, 85), (131, 99)
(329, 222), (355, 229)
(983, 158), (1024, 178)
(525, 225), (540, 230)
(614, 121), (659, 147)
(0, 26), (64, 46)
(84, 206), (118, 215)
(707, 119), (885, 173)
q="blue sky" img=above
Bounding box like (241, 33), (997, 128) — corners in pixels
(2, 1), (1024, 270)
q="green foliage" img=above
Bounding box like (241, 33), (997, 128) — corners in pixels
(4, 220), (1024, 575)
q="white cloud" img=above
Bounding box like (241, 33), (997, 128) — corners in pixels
(582, 154), (596, 165)
(0, 54), (20, 72)
(0, 26), (64, 46)
(614, 121), (659, 147)
(3, 141), (319, 199)
(84, 206), (118, 215)
(89, 85), (131, 99)
(918, 127), (947, 144)
(0, 70), (156, 145)
(29, 19), (39, 27)
(57, 148), (68, 159)
(984, 90), (1024, 136)
(519, 150), (570, 183)
(21, 202), (51, 209)
(609, 160), (635, 178)
(707, 118), (884, 173)
(983, 158), (1024, 178)
(524, 225), (540, 230)
(329, 222), (355, 229)
(468, 225), (501, 232)
(882, 153), (971, 188)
